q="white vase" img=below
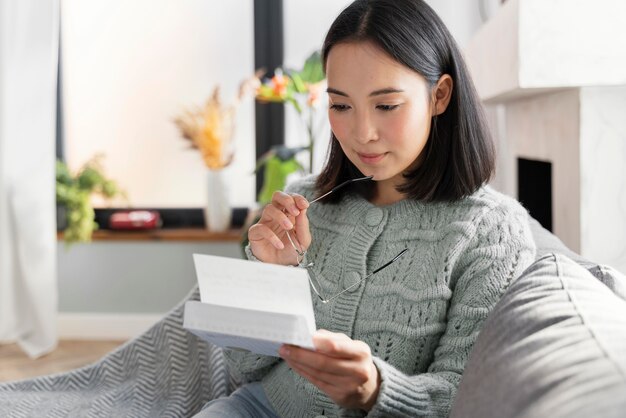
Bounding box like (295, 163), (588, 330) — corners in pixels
(205, 169), (231, 232)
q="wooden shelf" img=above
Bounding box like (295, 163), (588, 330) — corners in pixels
(57, 228), (243, 242)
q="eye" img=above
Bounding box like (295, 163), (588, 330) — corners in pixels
(377, 104), (400, 111)
(329, 103), (350, 112)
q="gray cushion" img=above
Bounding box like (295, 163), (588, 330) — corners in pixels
(529, 218), (588, 264)
(530, 218), (626, 300)
(450, 253), (626, 418)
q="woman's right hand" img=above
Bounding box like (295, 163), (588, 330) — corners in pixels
(248, 191), (311, 266)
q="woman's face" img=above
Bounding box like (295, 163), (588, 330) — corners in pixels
(325, 41), (438, 193)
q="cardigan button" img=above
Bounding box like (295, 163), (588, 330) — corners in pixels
(342, 271), (361, 293)
(365, 207), (384, 226)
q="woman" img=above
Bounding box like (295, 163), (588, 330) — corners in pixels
(197, 0), (536, 416)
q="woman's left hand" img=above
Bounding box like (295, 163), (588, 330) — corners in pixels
(279, 329), (381, 411)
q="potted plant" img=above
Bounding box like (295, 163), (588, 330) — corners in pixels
(56, 155), (123, 245)
(173, 72), (261, 231)
(255, 50), (326, 204)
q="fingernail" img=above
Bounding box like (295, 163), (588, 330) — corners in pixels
(291, 207), (300, 216)
(283, 219), (293, 229)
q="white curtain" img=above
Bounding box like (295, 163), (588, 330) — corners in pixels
(0, 0), (59, 358)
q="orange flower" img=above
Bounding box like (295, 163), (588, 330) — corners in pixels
(271, 72), (288, 98)
(307, 81), (324, 107)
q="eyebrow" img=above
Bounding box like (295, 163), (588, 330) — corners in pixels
(326, 87), (404, 97)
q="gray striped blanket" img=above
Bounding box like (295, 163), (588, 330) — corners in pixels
(0, 287), (236, 417)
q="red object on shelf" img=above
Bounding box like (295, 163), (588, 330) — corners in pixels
(109, 211), (162, 230)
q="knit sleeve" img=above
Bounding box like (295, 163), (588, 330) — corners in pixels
(364, 202), (536, 417)
(223, 349), (280, 383)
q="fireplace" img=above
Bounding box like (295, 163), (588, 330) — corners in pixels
(517, 158), (552, 232)
(465, 0), (626, 274)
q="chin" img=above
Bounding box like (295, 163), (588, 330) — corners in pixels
(347, 155), (401, 182)
(355, 168), (395, 182)
(370, 169), (408, 186)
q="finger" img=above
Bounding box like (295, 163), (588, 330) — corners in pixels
(284, 351), (370, 381)
(287, 362), (341, 397)
(293, 208), (311, 249)
(271, 191), (300, 216)
(262, 204), (295, 231)
(286, 358), (359, 388)
(286, 358), (378, 410)
(281, 345), (361, 374)
(248, 223), (284, 250)
(315, 329), (350, 338)
(313, 333), (370, 359)
(291, 194), (310, 211)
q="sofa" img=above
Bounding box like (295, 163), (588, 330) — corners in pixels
(0, 218), (625, 417)
(450, 219), (626, 418)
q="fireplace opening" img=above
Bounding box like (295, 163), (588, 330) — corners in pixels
(518, 158), (552, 232)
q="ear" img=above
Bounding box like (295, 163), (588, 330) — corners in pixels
(432, 74), (453, 116)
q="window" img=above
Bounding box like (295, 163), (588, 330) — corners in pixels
(60, 0), (257, 208)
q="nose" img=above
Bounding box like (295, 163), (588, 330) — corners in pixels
(353, 110), (378, 144)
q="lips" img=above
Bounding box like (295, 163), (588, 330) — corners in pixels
(357, 152), (387, 164)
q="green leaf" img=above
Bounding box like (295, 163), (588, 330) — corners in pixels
(56, 156), (122, 246)
(102, 180), (118, 198)
(299, 51), (325, 84)
(253, 149), (276, 173)
(290, 72), (307, 94)
(56, 160), (74, 186)
(287, 97), (302, 114)
(77, 167), (105, 191)
(257, 156), (303, 204)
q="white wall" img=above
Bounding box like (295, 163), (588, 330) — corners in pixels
(61, 0), (256, 208)
(57, 240), (241, 339)
(58, 241), (240, 314)
(428, 0), (486, 48)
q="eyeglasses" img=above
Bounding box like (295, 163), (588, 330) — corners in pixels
(307, 248), (408, 304)
(283, 174), (404, 303)
(285, 175), (373, 265)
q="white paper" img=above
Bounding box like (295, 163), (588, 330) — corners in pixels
(184, 254), (316, 356)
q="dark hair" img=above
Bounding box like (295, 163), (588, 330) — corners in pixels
(315, 0), (495, 203)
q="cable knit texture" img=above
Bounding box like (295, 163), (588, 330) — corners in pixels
(227, 175), (536, 417)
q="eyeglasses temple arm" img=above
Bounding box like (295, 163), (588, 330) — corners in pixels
(321, 248), (408, 304)
(371, 248), (408, 275)
(309, 175), (373, 205)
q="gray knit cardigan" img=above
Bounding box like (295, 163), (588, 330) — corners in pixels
(229, 175), (537, 417)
